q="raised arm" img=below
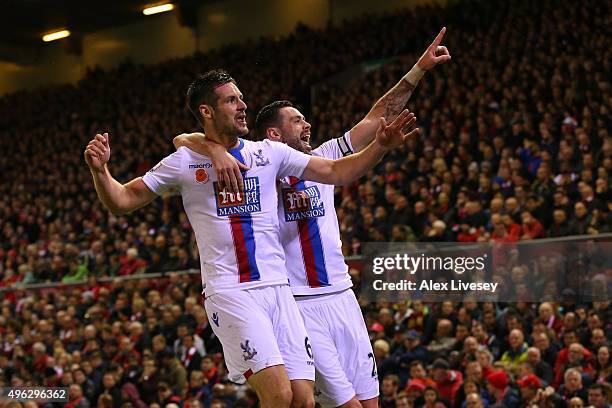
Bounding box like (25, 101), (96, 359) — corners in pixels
(84, 133), (157, 216)
(349, 27), (451, 152)
(173, 132), (249, 192)
(302, 110), (418, 185)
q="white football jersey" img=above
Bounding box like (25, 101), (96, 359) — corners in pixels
(143, 139), (310, 297)
(278, 132), (354, 295)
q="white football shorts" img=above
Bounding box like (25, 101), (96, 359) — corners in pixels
(204, 284), (315, 384)
(296, 289), (379, 406)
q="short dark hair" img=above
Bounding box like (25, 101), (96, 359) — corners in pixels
(588, 382), (608, 394)
(254, 100), (294, 140)
(424, 386), (439, 395)
(409, 360), (425, 369)
(383, 374), (400, 386)
(563, 329), (577, 337)
(186, 69), (236, 126)
(588, 311), (602, 320)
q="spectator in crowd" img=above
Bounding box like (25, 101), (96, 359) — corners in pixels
(567, 396), (586, 408)
(380, 374), (400, 408)
(423, 386), (442, 408)
(428, 319), (457, 358)
(516, 374), (541, 406)
(180, 334), (203, 373)
(138, 355), (161, 405)
(500, 329), (528, 371)
(399, 330), (430, 369)
(464, 392), (487, 408)
(405, 380), (427, 406)
(485, 370), (519, 408)
(120, 382), (148, 408)
(432, 358), (464, 405)
(556, 368), (589, 402)
(588, 383), (611, 408)
(158, 348), (188, 398)
(532, 331), (559, 369)
(66, 383), (91, 408)
(525, 346), (554, 385)
(98, 372), (122, 406)
(395, 392), (412, 408)
(157, 381), (183, 407)
(595, 346), (612, 384)
(554, 339), (594, 388)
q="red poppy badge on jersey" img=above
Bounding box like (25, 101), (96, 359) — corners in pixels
(195, 169), (209, 184)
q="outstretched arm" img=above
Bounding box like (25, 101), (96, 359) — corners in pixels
(349, 27), (451, 152)
(302, 110), (419, 185)
(85, 133), (157, 216)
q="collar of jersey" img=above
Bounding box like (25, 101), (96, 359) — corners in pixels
(227, 138), (247, 170)
(228, 138), (245, 154)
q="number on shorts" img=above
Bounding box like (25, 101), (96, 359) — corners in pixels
(305, 336), (313, 359)
(368, 352), (377, 378)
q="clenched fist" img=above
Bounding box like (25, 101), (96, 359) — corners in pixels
(84, 133), (111, 172)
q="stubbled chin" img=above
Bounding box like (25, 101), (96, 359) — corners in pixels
(236, 124), (249, 135)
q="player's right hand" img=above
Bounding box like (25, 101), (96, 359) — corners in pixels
(417, 27), (451, 71)
(85, 132), (111, 172)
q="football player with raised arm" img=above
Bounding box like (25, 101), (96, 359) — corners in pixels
(84, 69), (418, 408)
(173, 28), (451, 408)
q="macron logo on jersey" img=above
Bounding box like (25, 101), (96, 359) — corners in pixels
(282, 185), (325, 222)
(214, 177), (261, 216)
(188, 163), (213, 169)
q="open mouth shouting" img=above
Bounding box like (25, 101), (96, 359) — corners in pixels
(236, 113), (247, 127)
(300, 131), (311, 152)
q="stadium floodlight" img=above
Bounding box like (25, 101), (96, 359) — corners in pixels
(143, 3), (175, 15)
(42, 30), (71, 42)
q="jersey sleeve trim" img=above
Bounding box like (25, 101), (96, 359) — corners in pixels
(336, 131), (354, 157)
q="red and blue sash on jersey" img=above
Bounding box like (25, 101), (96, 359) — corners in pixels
(228, 140), (260, 283)
(288, 176), (330, 287)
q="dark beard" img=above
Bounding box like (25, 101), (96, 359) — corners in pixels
(214, 118), (248, 139)
(287, 139), (311, 155)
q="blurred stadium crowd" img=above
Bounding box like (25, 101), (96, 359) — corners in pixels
(0, 0), (610, 406)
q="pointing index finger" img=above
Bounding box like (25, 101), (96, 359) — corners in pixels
(431, 27), (447, 48)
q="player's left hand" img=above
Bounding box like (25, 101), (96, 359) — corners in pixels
(417, 27), (451, 70)
(375, 109), (419, 150)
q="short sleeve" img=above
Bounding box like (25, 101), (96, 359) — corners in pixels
(142, 149), (183, 195)
(266, 140), (311, 179)
(312, 131), (354, 160)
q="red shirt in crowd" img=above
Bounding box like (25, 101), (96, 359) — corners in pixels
(435, 370), (463, 405)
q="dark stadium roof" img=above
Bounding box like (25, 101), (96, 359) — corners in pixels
(0, 0), (205, 64)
